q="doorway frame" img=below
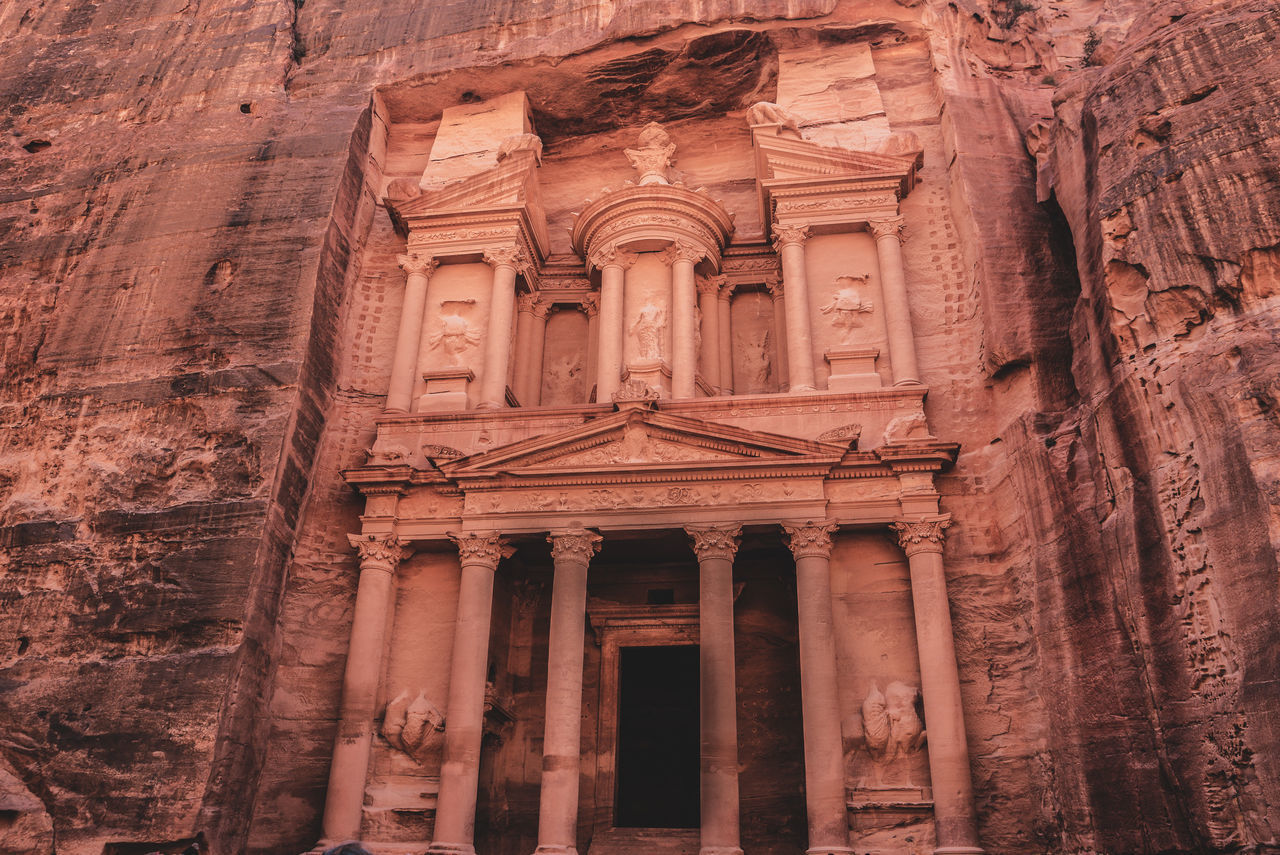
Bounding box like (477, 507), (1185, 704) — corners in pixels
(587, 602), (700, 835)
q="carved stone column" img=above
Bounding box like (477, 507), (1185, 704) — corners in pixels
(869, 218), (921, 385)
(781, 521), (853, 855)
(590, 245), (637, 402)
(321, 533), (411, 843)
(534, 530), (603, 855)
(580, 295), (600, 402)
(428, 532), (510, 855)
(716, 278), (735, 395)
(891, 516), (983, 855)
(667, 240), (703, 399)
(514, 293), (551, 407)
(765, 276), (789, 393)
(478, 246), (529, 408)
(696, 276), (722, 392)
(772, 223), (817, 392)
(387, 254), (438, 413)
(687, 525), (745, 855)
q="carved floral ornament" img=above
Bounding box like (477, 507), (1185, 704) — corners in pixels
(772, 222), (811, 250)
(868, 216), (907, 242)
(579, 294), (600, 317)
(483, 244), (533, 273)
(397, 253), (438, 277)
(661, 239), (705, 266)
(348, 532), (412, 570)
(517, 292), (551, 317)
(448, 531), (512, 571)
(548, 529), (603, 566)
(697, 274), (730, 297)
(686, 524), (742, 561)
(781, 519), (839, 559)
(890, 515), (951, 556)
(587, 243), (639, 272)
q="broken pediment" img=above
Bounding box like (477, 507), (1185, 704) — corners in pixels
(438, 408), (850, 478)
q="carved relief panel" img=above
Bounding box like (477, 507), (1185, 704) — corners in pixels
(802, 232), (893, 389)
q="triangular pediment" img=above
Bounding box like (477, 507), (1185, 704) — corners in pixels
(390, 149), (542, 217)
(439, 408), (849, 478)
(751, 131), (919, 203)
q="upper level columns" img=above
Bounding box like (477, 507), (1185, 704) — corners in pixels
(534, 529), (603, 855)
(687, 525), (745, 855)
(891, 517), (983, 855)
(387, 254), (438, 413)
(321, 533), (411, 843)
(696, 277), (722, 393)
(514, 293), (551, 407)
(869, 217), (921, 386)
(428, 532), (510, 855)
(667, 240), (703, 400)
(478, 247), (531, 409)
(580, 296), (600, 401)
(765, 277), (789, 392)
(590, 245), (637, 403)
(782, 520), (853, 855)
(716, 280), (735, 395)
(772, 224), (818, 393)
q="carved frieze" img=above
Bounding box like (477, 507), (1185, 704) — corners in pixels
(462, 479), (810, 517)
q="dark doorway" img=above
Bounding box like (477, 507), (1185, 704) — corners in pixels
(616, 645), (700, 828)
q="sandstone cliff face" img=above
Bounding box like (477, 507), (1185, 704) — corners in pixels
(1, 1), (1277, 854)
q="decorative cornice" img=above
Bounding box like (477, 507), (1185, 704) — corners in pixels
(772, 222), (810, 251)
(869, 217), (906, 242)
(348, 532), (411, 571)
(448, 531), (511, 571)
(548, 529), (603, 566)
(397, 253), (438, 278)
(588, 244), (639, 272)
(579, 294), (600, 318)
(686, 524), (742, 561)
(781, 519), (839, 559)
(890, 515), (950, 556)
(484, 245), (532, 273)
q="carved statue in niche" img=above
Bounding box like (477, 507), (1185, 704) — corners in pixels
(543, 353), (583, 402)
(820, 274), (875, 344)
(735, 328), (773, 392)
(383, 688), (446, 763)
(862, 681), (926, 764)
(427, 299), (481, 366)
(630, 305), (666, 361)
(624, 122), (677, 186)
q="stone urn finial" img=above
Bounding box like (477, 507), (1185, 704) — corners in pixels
(624, 122), (676, 186)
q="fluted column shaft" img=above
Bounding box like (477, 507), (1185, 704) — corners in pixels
(687, 526), (744, 855)
(387, 255), (437, 413)
(697, 278), (722, 392)
(534, 530), (603, 855)
(773, 224), (817, 392)
(478, 247), (528, 408)
(428, 533), (509, 855)
(716, 284), (734, 395)
(669, 242), (702, 399)
(581, 296), (600, 403)
(892, 517), (983, 855)
(870, 218), (920, 385)
(766, 278), (788, 393)
(514, 294), (550, 406)
(590, 246), (635, 403)
(782, 521), (852, 855)
(321, 534), (410, 842)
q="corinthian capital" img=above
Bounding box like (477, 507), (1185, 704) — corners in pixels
(764, 274), (784, 299)
(517, 292), (550, 317)
(483, 245), (532, 273)
(589, 243), (639, 272)
(397, 253), (438, 277)
(781, 520), (839, 559)
(686, 525), (742, 561)
(348, 532), (412, 571)
(549, 529), (603, 566)
(661, 239), (705, 266)
(448, 531), (511, 571)
(771, 222), (810, 251)
(890, 515), (951, 556)
(579, 294), (600, 318)
(696, 274), (728, 297)
(868, 217), (906, 242)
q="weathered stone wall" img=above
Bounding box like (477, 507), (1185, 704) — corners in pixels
(2, 1), (1277, 854)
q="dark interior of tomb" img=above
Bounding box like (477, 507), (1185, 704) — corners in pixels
(616, 645), (701, 828)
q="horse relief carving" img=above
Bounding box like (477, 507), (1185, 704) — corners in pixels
(382, 689), (446, 763)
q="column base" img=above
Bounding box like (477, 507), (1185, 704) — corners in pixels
(426, 843), (477, 855)
(932, 848), (985, 855)
(805, 847), (855, 855)
(892, 378), (923, 386)
(700, 847), (744, 855)
(788, 384), (817, 393)
(533, 846), (578, 855)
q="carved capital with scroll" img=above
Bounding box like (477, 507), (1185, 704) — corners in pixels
(397, 253), (438, 278)
(548, 529), (603, 567)
(348, 532), (412, 573)
(662, 239), (705, 267)
(483, 245), (532, 274)
(764, 275), (784, 300)
(579, 294), (600, 318)
(588, 243), (639, 272)
(890, 515), (951, 557)
(771, 222), (810, 251)
(517, 292), (551, 318)
(448, 531), (512, 571)
(686, 524), (742, 562)
(781, 520), (839, 560)
(868, 217), (906, 243)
